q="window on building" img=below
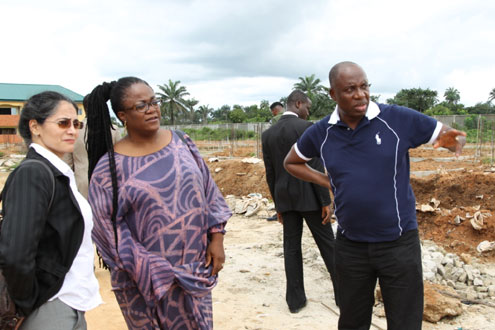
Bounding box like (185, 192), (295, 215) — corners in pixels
(0, 128), (16, 134)
(0, 107), (18, 115)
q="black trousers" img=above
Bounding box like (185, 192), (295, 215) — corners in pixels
(281, 210), (338, 311)
(335, 229), (423, 330)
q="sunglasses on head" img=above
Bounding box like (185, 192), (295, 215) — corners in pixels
(45, 118), (84, 129)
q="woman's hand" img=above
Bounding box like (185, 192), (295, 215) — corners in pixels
(205, 232), (225, 276)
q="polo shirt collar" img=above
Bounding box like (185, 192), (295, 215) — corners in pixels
(328, 101), (380, 124)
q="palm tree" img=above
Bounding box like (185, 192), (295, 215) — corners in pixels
(196, 105), (212, 124)
(183, 98), (199, 123)
(489, 88), (495, 103)
(293, 74), (325, 96)
(444, 87), (460, 106)
(156, 80), (189, 125)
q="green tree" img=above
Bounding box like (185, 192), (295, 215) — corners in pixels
(370, 95), (381, 103)
(211, 105), (231, 122)
(444, 87), (460, 107)
(309, 93), (336, 119)
(436, 101), (467, 115)
(293, 74), (325, 96)
(293, 75), (335, 120)
(489, 88), (495, 103)
(196, 105), (213, 124)
(464, 114), (488, 130)
(465, 102), (495, 114)
(258, 100), (272, 122)
(279, 97), (288, 107)
(228, 106), (247, 123)
(386, 88), (438, 113)
(183, 98), (199, 123)
(157, 80), (189, 125)
(260, 100), (270, 112)
(424, 105), (452, 116)
(243, 104), (258, 120)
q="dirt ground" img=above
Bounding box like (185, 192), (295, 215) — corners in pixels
(2, 143), (495, 329)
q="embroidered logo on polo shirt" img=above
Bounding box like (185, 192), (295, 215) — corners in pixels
(375, 132), (381, 145)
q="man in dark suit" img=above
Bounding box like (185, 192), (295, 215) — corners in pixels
(261, 90), (338, 313)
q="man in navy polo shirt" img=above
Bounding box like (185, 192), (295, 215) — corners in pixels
(284, 61), (466, 330)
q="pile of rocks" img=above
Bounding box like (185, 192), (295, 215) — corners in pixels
(0, 154), (24, 171)
(224, 193), (274, 219)
(422, 240), (495, 301)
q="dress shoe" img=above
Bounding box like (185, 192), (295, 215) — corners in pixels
(266, 213), (278, 221)
(289, 300), (307, 313)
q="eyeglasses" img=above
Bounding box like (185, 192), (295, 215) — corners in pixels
(126, 99), (161, 113)
(45, 118), (84, 129)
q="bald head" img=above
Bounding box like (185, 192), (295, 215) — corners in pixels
(329, 61), (365, 88)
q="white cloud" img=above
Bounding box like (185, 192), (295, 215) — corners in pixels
(185, 76), (296, 108)
(0, 0), (494, 107)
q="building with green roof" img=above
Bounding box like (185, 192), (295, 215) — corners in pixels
(0, 83), (84, 144)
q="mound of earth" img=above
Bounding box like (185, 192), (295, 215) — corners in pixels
(207, 159), (270, 197)
(413, 171), (495, 260)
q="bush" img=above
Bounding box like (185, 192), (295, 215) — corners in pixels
(464, 115), (488, 130)
(465, 126), (495, 143)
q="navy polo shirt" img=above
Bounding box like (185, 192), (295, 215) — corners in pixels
(295, 102), (441, 242)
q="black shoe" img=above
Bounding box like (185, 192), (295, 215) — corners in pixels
(266, 214), (278, 221)
(289, 300), (307, 314)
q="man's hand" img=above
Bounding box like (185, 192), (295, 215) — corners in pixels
(205, 233), (225, 276)
(321, 205), (331, 224)
(277, 212), (283, 224)
(433, 125), (467, 157)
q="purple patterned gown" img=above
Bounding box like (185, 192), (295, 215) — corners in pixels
(88, 132), (231, 329)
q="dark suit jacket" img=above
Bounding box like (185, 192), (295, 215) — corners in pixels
(0, 148), (84, 316)
(262, 114), (331, 213)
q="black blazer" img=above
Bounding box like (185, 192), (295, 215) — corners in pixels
(262, 115), (331, 213)
(0, 148), (84, 316)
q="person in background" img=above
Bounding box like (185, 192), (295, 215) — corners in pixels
(262, 90), (338, 313)
(86, 77), (231, 329)
(284, 61), (466, 329)
(0, 91), (102, 329)
(63, 94), (120, 198)
(269, 101), (284, 124)
(266, 102), (286, 221)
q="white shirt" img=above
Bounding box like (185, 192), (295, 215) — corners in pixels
(30, 143), (102, 311)
(282, 110), (299, 117)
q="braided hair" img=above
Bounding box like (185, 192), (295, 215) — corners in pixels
(86, 76), (150, 249)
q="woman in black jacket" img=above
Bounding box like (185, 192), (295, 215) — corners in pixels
(0, 91), (102, 329)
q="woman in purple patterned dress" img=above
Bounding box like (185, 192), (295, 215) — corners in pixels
(85, 77), (231, 329)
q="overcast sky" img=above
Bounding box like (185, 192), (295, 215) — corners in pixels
(1, 0), (494, 109)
